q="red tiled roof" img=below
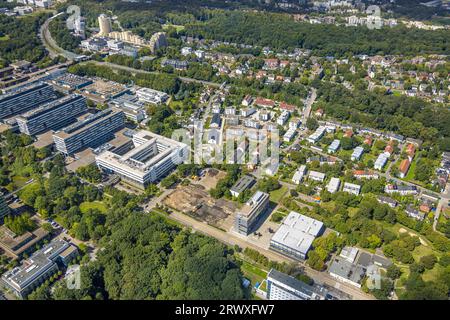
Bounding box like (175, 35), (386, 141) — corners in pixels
(255, 97), (275, 107)
(399, 159), (411, 174)
(279, 101), (296, 111)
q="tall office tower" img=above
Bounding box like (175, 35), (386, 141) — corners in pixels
(0, 194), (10, 223)
(234, 191), (270, 235)
(98, 14), (112, 36)
(0, 82), (57, 119)
(16, 94), (88, 136)
(53, 107), (125, 155)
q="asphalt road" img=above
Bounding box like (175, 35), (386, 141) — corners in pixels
(87, 61), (221, 88)
(40, 13), (79, 61)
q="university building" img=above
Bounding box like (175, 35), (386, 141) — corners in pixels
(95, 130), (188, 189)
(53, 107), (125, 155)
(16, 94), (87, 136)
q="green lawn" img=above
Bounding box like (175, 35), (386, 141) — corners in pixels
(240, 261), (268, 287)
(10, 176), (31, 191)
(0, 35), (10, 41)
(412, 245), (436, 262)
(404, 158), (417, 181)
(162, 24), (185, 32)
(269, 186), (288, 203)
(79, 201), (107, 214)
(422, 263), (444, 282)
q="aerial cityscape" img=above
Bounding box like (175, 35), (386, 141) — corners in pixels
(0, 0), (449, 308)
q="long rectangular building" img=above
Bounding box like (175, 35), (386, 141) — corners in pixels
(53, 107), (125, 155)
(235, 191), (270, 235)
(95, 130), (188, 189)
(0, 82), (57, 119)
(16, 94), (87, 135)
(0, 195), (10, 222)
(266, 269), (326, 300)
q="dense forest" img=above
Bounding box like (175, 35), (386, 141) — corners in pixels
(313, 81), (450, 150)
(0, 13), (51, 65)
(53, 1), (449, 58)
(50, 214), (246, 300)
(184, 10), (449, 56)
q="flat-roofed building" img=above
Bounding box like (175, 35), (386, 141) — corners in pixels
(269, 211), (324, 260)
(277, 110), (290, 126)
(136, 87), (169, 105)
(306, 126), (326, 144)
(110, 93), (147, 122)
(1, 239), (78, 298)
(0, 82), (57, 120)
(283, 127), (296, 142)
(292, 165), (307, 185)
(384, 184), (418, 195)
(266, 269), (326, 300)
(53, 107), (125, 155)
(374, 152), (389, 170)
(329, 257), (366, 288)
(308, 170), (325, 182)
(339, 246), (359, 264)
(235, 191), (269, 235)
(343, 182), (361, 195)
(50, 73), (93, 92)
(326, 177), (341, 193)
(16, 94), (87, 136)
(377, 195), (398, 208)
(0, 195), (10, 222)
(328, 139), (340, 153)
(0, 226), (49, 260)
(351, 146), (364, 161)
(95, 130), (188, 189)
(230, 175), (256, 198)
(406, 205), (426, 221)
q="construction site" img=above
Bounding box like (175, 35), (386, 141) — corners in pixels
(163, 169), (237, 230)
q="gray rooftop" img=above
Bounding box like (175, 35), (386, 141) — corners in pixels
(267, 269), (323, 298)
(329, 257), (366, 285)
(230, 175), (256, 195)
(270, 211), (324, 255)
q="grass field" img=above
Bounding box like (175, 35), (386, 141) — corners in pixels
(79, 201), (107, 214)
(9, 176), (31, 191)
(412, 245), (436, 262)
(162, 24), (185, 32)
(422, 263), (444, 282)
(239, 260), (268, 287)
(0, 35), (10, 41)
(269, 186), (288, 203)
